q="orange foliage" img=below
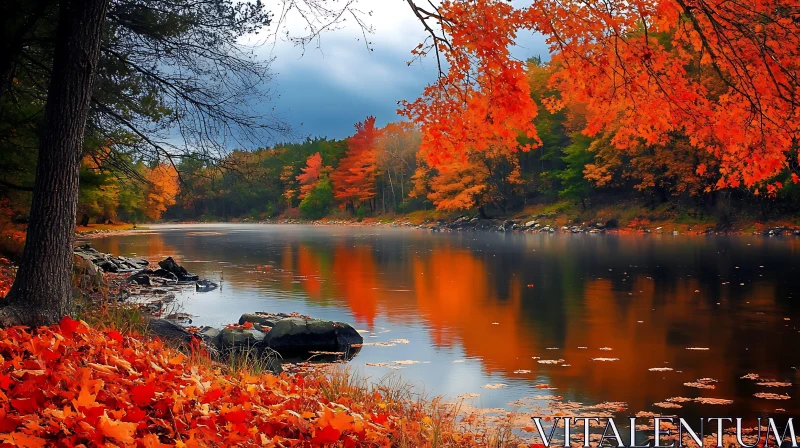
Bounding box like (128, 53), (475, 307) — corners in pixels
(144, 165), (179, 221)
(406, 0), (800, 191)
(401, 1), (540, 168)
(413, 148), (522, 211)
(296, 152), (324, 200)
(331, 117), (382, 208)
(0, 318), (482, 447)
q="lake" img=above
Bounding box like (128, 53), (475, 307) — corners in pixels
(86, 223), (800, 421)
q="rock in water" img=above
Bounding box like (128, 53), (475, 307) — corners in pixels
(158, 257), (199, 281)
(219, 327), (267, 348)
(266, 318), (363, 354)
(238, 312), (293, 328)
(195, 279), (218, 292)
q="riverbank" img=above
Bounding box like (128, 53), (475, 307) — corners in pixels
(0, 254), (506, 447)
(151, 200), (800, 236)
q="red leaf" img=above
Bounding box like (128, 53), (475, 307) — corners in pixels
(59, 316), (80, 335)
(0, 374), (12, 390)
(241, 321), (254, 329)
(10, 398), (39, 414)
(40, 348), (60, 362)
(123, 406), (147, 423)
(201, 388), (224, 403)
(107, 330), (123, 342)
(0, 416), (22, 432)
(312, 425), (341, 444)
(131, 382), (155, 407)
(224, 410), (247, 424)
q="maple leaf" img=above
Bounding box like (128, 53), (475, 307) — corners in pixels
(98, 413), (137, 444)
(131, 382), (155, 407)
(0, 431), (47, 448)
(312, 425), (341, 444)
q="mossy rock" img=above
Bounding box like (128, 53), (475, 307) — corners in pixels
(219, 327), (266, 348)
(265, 318), (363, 355)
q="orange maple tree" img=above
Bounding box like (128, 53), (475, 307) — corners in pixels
(144, 164), (180, 221)
(403, 0), (800, 192)
(331, 117), (382, 210)
(296, 152), (325, 200)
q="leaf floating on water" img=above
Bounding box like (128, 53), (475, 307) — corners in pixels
(561, 364), (572, 367)
(531, 356), (541, 360)
(591, 358), (619, 362)
(535, 384), (550, 389)
(577, 347), (588, 349)
(537, 359), (565, 365)
(694, 397), (733, 405)
(684, 382), (716, 389)
(365, 363), (402, 370)
(756, 382), (792, 387)
(654, 402), (682, 409)
(491, 322), (500, 325)
(598, 347), (613, 351)
(482, 383), (507, 390)
(456, 393), (481, 399)
(648, 367), (674, 372)
(754, 393), (791, 400)
(665, 397), (693, 403)
(546, 347), (560, 350)
(393, 360), (420, 365)
(637, 411), (658, 418)
(686, 347), (710, 351)
(394, 359), (419, 366)
(513, 370), (531, 374)
(390, 338), (410, 344)
(741, 373), (760, 380)
(698, 378), (718, 384)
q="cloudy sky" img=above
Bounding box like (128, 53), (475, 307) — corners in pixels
(257, 0), (549, 142)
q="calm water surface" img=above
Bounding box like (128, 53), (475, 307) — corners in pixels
(86, 224), (800, 419)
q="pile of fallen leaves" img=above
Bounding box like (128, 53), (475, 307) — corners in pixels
(0, 318), (481, 447)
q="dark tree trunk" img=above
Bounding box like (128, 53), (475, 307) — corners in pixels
(2, 0), (110, 326)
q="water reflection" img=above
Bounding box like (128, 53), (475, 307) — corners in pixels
(86, 224), (800, 417)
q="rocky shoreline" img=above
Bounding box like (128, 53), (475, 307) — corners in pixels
(264, 215), (800, 237)
(73, 245), (364, 375)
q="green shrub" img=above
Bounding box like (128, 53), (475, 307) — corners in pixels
(355, 206), (367, 222)
(299, 179), (334, 220)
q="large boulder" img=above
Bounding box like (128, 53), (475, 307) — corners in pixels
(238, 312), (294, 328)
(158, 257), (199, 281)
(265, 317), (363, 354)
(219, 327), (267, 349)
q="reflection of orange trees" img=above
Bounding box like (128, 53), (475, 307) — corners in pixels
(296, 245), (323, 299)
(331, 245), (379, 327)
(553, 277), (785, 412)
(412, 249), (534, 373)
